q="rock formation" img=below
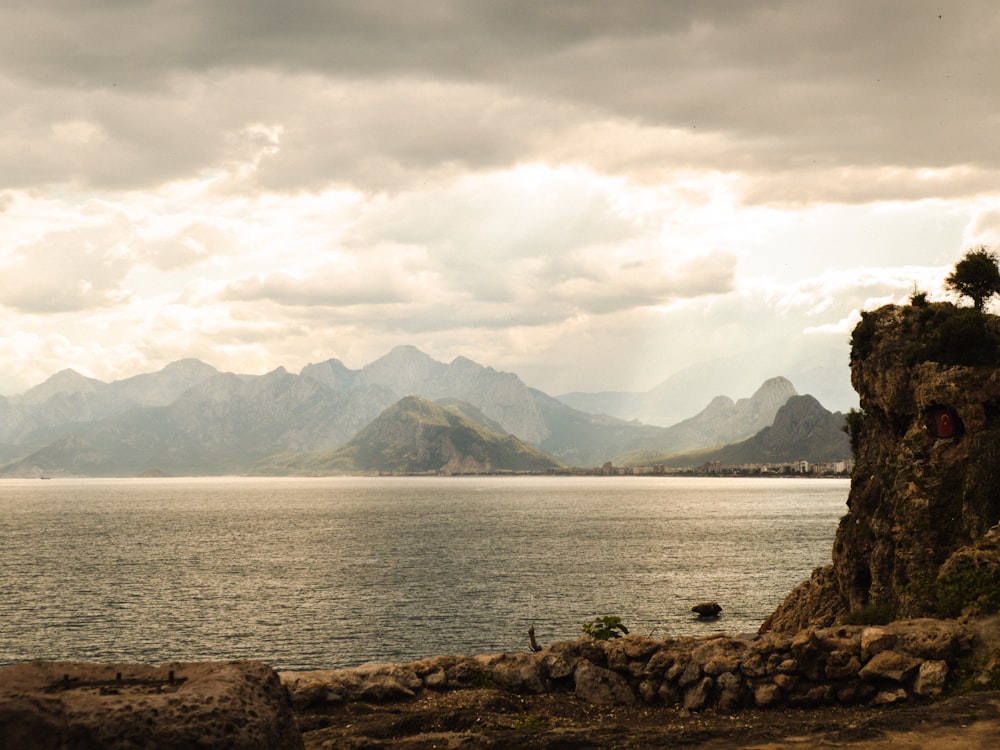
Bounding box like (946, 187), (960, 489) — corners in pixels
(0, 661), (303, 750)
(763, 302), (1000, 631)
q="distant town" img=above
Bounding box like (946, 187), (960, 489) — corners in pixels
(555, 459), (854, 477)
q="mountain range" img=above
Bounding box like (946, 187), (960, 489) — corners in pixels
(0, 347), (850, 477)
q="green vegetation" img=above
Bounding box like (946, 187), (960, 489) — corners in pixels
(513, 715), (549, 731)
(841, 602), (895, 626)
(581, 615), (629, 640)
(935, 562), (1000, 618)
(851, 301), (1000, 369)
(850, 310), (878, 362)
(852, 249), (1000, 368)
(946, 246), (1000, 311)
(918, 307), (1000, 366)
(843, 408), (865, 458)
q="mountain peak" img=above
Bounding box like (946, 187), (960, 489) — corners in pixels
(358, 346), (446, 392)
(20, 369), (106, 405)
(752, 376), (798, 400)
(325, 395), (562, 474)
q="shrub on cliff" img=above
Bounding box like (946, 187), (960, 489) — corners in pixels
(917, 307), (1000, 367)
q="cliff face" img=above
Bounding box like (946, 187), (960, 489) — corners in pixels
(764, 302), (1000, 631)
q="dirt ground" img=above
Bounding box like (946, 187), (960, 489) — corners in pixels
(296, 687), (1000, 749)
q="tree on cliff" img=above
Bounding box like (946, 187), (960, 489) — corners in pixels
(945, 246), (1000, 311)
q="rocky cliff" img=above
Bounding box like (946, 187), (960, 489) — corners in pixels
(763, 302), (1000, 631)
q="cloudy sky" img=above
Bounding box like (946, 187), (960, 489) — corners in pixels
(2, 1), (999, 408)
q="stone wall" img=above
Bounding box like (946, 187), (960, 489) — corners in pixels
(281, 618), (970, 713)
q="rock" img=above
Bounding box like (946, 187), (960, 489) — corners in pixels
(913, 660), (949, 697)
(643, 649), (677, 677)
(824, 650), (862, 680)
(760, 565), (844, 633)
(754, 682), (783, 707)
(658, 680), (681, 706)
(683, 676), (714, 711)
(776, 658), (798, 674)
(858, 650), (923, 683)
(0, 661), (303, 750)
(715, 671), (744, 711)
(814, 625), (863, 654)
(692, 602), (722, 617)
(788, 683), (834, 707)
(703, 656), (741, 676)
(573, 662), (636, 706)
(677, 661), (703, 688)
(544, 651), (576, 680)
(773, 673), (799, 691)
(477, 652), (549, 694)
(739, 652), (767, 678)
(422, 669), (447, 689)
(860, 627), (895, 661)
(638, 678), (660, 703)
(873, 688), (909, 705)
(885, 618), (967, 661)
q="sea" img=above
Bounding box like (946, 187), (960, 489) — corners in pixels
(0, 476), (848, 672)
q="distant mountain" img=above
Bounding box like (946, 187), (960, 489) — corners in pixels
(108, 358), (221, 407)
(0, 348), (850, 477)
(632, 376), (798, 456)
(631, 395), (850, 469)
(529, 388), (664, 467)
(0, 360), (221, 450)
(559, 355), (856, 426)
(256, 396), (563, 475)
(0, 434), (116, 478)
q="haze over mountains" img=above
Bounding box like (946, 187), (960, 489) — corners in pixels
(0, 347), (850, 477)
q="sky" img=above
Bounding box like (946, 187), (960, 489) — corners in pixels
(2, 1), (1000, 407)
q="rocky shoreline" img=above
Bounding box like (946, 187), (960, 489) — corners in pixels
(281, 619), (972, 714)
(4, 615), (998, 748)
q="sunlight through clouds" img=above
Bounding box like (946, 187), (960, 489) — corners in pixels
(1, 1), (999, 407)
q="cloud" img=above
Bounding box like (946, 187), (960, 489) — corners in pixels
(2, 2), (998, 201)
(1, 0), (999, 404)
(0, 220), (137, 313)
(142, 222), (235, 271)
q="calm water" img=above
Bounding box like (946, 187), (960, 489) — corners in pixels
(0, 476), (847, 671)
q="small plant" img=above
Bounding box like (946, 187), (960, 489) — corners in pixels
(513, 714), (549, 731)
(581, 615), (629, 640)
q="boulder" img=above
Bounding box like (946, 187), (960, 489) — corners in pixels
(858, 650), (923, 683)
(692, 602), (722, 617)
(0, 661), (303, 750)
(573, 662), (636, 706)
(913, 660), (949, 697)
(682, 676), (713, 711)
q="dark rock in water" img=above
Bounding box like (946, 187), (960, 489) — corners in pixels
(692, 602), (722, 617)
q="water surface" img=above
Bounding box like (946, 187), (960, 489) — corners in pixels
(0, 476), (847, 670)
